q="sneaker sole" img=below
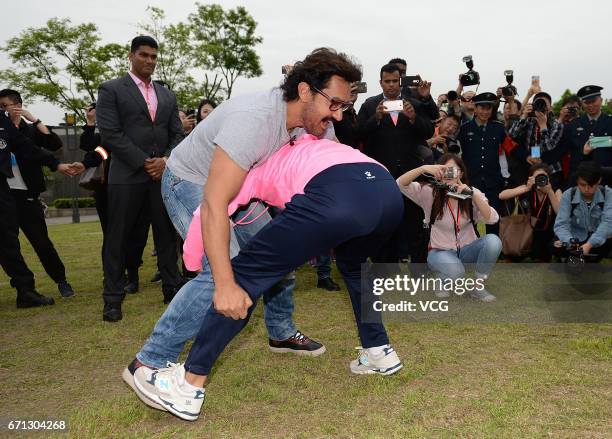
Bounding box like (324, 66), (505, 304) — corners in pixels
(268, 345), (326, 357)
(350, 362), (403, 376)
(133, 376), (199, 421)
(121, 368), (166, 411)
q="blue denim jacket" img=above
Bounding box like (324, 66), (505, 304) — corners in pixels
(554, 185), (612, 247)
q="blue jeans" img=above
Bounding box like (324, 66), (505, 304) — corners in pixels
(137, 168), (297, 369)
(427, 234), (502, 280)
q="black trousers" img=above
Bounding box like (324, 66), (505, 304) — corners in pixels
(0, 179), (35, 292)
(94, 184), (148, 273)
(103, 181), (181, 305)
(11, 190), (66, 284)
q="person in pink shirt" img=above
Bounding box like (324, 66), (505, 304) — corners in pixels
(133, 135), (405, 421)
(397, 153), (502, 301)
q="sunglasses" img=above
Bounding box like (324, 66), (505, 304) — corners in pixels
(460, 96), (473, 103)
(311, 86), (353, 112)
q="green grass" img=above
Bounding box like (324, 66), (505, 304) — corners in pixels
(1, 221), (611, 438)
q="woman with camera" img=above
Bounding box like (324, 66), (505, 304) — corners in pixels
(499, 163), (562, 261)
(396, 154), (502, 301)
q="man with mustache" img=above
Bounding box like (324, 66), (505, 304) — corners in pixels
(123, 48), (363, 403)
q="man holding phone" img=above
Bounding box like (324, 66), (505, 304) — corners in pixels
(357, 62), (434, 263)
(562, 85), (612, 186)
(508, 78), (564, 189)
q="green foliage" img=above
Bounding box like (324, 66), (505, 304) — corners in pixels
(1, 4), (263, 117)
(52, 197), (96, 208)
(0, 18), (129, 122)
(189, 3), (263, 98)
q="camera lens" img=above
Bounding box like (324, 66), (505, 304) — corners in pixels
(535, 174), (549, 187)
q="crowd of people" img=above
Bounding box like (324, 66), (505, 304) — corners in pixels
(1, 35), (610, 422)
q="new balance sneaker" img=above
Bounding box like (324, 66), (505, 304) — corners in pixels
(350, 346), (403, 376)
(58, 281), (75, 298)
(269, 330), (326, 356)
(468, 288), (496, 302)
(122, 358), (164, 411)
(134, 362), (205, 421)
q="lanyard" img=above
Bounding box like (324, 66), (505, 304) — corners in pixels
(446, 198), (461, 253)
(532, 191), (549, 227)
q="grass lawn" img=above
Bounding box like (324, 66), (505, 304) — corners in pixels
(1, 221), (610, 438)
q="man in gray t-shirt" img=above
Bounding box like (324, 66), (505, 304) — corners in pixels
(125, 48), (362, 393)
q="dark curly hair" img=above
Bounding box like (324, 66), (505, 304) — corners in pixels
(280, 48), (362, 102)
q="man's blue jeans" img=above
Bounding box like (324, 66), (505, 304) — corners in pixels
(136, 168), (297, 368)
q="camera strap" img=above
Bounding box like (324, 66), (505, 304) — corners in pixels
(446, 198), (462, 254)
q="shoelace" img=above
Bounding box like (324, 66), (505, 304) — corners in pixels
(292, 331), (307, 343)
(163, 362), (185, 386)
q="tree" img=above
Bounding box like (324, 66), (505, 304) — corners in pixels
(139, 6), (222, 109)
(0, 18), (129, 121)
(189, 3), (263, 98)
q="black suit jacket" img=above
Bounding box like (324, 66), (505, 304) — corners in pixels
(12, 121), (62, 196)
(357, 93), (434, 177)
(96, 74), (184, 184)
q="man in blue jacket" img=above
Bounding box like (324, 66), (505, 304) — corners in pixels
(553, 161), (612, 261)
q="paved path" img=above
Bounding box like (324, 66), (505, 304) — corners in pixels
(46, 215), (100, 225)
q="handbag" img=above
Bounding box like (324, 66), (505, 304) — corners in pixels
(499, 197), (533, 257)
(79, 163), (105, 191)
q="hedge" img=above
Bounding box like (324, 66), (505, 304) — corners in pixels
(52, 197), (96, 208)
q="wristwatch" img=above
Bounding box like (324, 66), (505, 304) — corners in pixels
(33, 119), (41, 127)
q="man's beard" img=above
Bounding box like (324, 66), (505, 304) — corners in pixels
(303, 105), (332, 137)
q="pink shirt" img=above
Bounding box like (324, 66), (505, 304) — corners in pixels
(183, 134), (382, 270)
(397, 181), (499, 251)
(128, 71), (158, 120)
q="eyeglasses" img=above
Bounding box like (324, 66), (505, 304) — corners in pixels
(311, 86), (353, 112)
(460, 96), (473, 103)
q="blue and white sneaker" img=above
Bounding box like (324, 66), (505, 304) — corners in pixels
(349, 346), (403, 376)
(133, 362), (205, 421)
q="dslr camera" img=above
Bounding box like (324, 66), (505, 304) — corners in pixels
(459, 56), (480, 87)
(501, 70), (517, 98)
(535, 174), (549, 187)
(528, 98), (548, 118)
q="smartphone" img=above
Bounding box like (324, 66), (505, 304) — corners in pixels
(401, 75), (421, 87)
(589, 136), (612, 148)
(355, 81), (367, 94)
(531, 75), (540, 86)
(383, 100), (404, 112)
(281, 65), (293, 75)
(531, 145), (541, 158)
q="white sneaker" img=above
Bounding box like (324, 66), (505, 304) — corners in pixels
(349, 346), (403, 376)
(434, 289), (451, 298)
(133, 362), (205, 421)
(469, 288), (496, 302)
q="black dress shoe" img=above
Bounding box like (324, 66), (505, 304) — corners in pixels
(16, 290), (55, 308)
(103, 303), (123, 322)
(124, 281), (139, 294)
(150, 271), (162, 283)
(317, 277), (341, 291)
(163, 286), (181, 304)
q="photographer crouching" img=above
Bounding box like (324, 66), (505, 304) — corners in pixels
(397, 154), (502, 301)
(552, 161), (612, 262)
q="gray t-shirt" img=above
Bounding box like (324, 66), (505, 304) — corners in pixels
(167, 87), (335, 185)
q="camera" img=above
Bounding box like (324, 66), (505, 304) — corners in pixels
(528, 98), (548, 118)
(355, 82), (368, 94)
(447, 90), (458, 101)
(444, 136), (461, 154)
(501, 70), (517, 98)
(444, 166), (458, 179)
(535, 174), (549, 187)
(459, 55), (480, 87)
(567, 106), (578, 116)
(401, 75), (421, 95)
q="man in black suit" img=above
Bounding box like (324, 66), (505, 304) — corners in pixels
(357, 63), (434, 263)
(96, 36), (184, 322)
(0, 89), (76, 298)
